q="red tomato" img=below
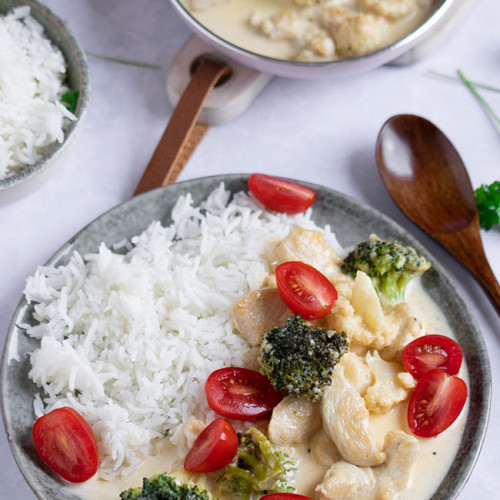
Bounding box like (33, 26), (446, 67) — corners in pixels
(32, 407), (98, 483)
(275, 261), (337, 320)
(261, 494), (314, 500)
(205, 367), (282, 420)
(184, 418), (238, 473)
(402, 334), (463, 379)
(407, 369), (467, 437)
(248, 174), (315, 214)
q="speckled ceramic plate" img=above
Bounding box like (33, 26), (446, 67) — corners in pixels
(0, 175), (491, 499)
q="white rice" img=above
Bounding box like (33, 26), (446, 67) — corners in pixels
(22, 184), (343, 478)
(0, 7), (75, 179)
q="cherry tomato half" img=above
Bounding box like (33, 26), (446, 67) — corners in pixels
(32, 407), (98, 483)
(261, 494), (314, 500)
(275, 261), (337, 320)
(402, 334), (463, 379)
(184, 418), (238, 473)
(407, 369), (467, 438)
(205, 367), (282, 420)
(248, 174), (315, 214)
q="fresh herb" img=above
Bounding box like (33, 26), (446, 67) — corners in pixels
(61, 89), (80, 114)
(86, 51), (159, 69)
(429, 69), (500, 128)
(428, 70), (500, 93)
(475, 181), (500, 230)
(457, 70), (500, 129)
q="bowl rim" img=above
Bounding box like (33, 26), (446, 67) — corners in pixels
(0, 0), (90, 192)
(169, 0), (458, 78)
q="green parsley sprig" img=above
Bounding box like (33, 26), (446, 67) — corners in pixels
(61, 89), (80, 114)
(475, 181), (500, 230)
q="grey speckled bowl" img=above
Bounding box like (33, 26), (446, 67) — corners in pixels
(0, 175), (491, 499)
(0, 0), (90, 205)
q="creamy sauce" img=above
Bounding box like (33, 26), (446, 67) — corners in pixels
(179, 0), (434, 61)
(76, 277), (468, 500)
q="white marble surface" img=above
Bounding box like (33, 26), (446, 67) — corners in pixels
(1, 0), (499, 498)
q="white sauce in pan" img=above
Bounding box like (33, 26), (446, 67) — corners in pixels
(179, 0), (434, 61)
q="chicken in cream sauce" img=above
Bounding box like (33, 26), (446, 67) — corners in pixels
(77, 226), (467, 500)
(180, 0), (435, 61)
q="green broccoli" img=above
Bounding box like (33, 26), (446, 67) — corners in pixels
(259, 314), (349, 402)
(341, 235), (431, 306)
(119, 472), (216, 500)
(216, 427), (297, 500)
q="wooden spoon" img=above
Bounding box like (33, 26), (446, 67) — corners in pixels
(376, 113), (500, 315)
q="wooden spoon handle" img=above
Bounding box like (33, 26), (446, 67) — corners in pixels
(134, 58), (231, 196)
(434, 220), (500, 316)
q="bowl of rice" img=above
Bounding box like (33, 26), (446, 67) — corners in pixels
(0, 0), (90, 204)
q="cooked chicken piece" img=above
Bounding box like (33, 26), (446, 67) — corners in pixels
(333, 13), (388, 58)
(359, 0), (416, 20)
(183, 417), (206, 448)
(351, 271), (384, 331)
(231, 287), (291, 346)
(321, 358), (386, 466)
(378, 303), (424, 360)
(332, 272), (355, 301)
(317, 461), (376, 500)
(377, 430), (420, 498)
(271, 227), (341, 279)
(268, 396), (322, 446)
(340, 352), (372, 396)
(316, 430), (419, 500)
(310, 428), (343, 467)
(364, 352), (411, 414)
(326, 295), (376, 348)
(396, 372), (416, 390)
(251, 8), (335, 60)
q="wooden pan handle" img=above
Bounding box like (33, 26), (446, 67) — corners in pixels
(134, 58), (231, 196)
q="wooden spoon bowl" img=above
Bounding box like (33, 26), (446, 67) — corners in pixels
(376, 114), (500, 315)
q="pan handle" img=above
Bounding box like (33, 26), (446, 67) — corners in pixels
(134, 58), (231, 195)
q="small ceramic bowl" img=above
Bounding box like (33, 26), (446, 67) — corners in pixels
(0, 0), (90, 206)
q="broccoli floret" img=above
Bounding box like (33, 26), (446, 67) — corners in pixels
(341, 235), (431, 306)
(120, 472), (216, 500)
(259, 315), (349, 402)
(216, 427), (297, 500)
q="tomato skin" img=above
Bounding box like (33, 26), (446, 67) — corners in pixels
(205, 367), (282, 420)
(275, 261), (337, 320)
(407, 369), (467, 438)
(32, 407), (98, 483)
(402, 334), (463, 379)
(261, 494), (314, 500)
(248, 174), (315, 214)
(184, 418), (238, 473)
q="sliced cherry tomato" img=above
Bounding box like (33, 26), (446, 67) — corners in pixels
(248, 173), (315, 214)
(32, 407), (98, 483)
(205, 367), (282, 420)
(275, 261), (337, 320)
(402, 334), (463, 379)
(184, 418), (238, 473)
(407, 369), (467, 437)
(261, 494), (314, 500)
